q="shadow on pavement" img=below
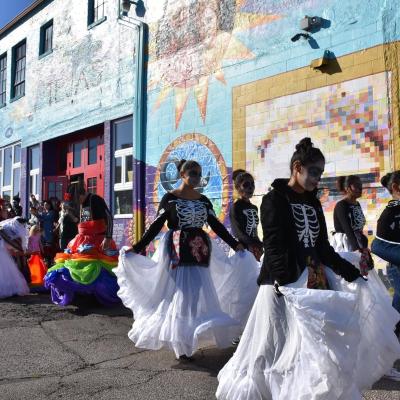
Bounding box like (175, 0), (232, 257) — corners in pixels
(171, 346), (235, 377)
(372, 378), (400, 391)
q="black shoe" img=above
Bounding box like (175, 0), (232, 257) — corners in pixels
(177, 354), (195, 362)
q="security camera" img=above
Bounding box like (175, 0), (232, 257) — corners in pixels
(291, 33), (311, 42)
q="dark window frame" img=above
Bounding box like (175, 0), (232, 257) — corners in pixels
(11, 39), (26, 101)
(87, 0), (107, 28)
(39, 19), (53, 57)
(0, 52), (6, 107)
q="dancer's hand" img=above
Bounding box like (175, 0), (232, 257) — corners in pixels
(101, 237), (113, 251)
(125, 246), (139, 254)
(235, 243), (245, 252)
(273, 281), (283, 297)
(341, 268), (363, 283)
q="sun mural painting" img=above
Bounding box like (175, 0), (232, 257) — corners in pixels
(148, 0), (281, 128)
(153, 133), (229, 228)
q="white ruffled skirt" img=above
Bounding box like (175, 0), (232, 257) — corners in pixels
(0, 242), (30, 299)
(216, 260), (400, 400)
(115, 231), (260, 358)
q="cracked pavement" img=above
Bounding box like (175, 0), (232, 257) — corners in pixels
(0, 294), (399, 400)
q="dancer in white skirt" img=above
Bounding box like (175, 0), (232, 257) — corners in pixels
(230, 169), (263, 262)
(0, 217), (30, 299)
(331, 175), (374, 275)
(217, 138), (400, 400)
(116, 160), (260, 359)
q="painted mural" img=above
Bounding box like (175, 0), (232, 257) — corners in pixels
(147, 0), (281, 128)
(154, 133), (229, 220)
(244, 71), (392, 268)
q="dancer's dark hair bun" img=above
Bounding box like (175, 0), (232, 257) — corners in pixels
(290, 137), (325, 173)
(380, 173), (392, 189)
(336, 176), (346, 193)
(295, 137), (313, 152)
(380, 170), (400, 194)
(176, 159), (187, 172)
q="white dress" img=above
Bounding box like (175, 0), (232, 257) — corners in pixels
(116, 232), (260, 358)
(115, 193), (260, 358)
(0, 218), (30, 299)
(216, 266), (400, 400)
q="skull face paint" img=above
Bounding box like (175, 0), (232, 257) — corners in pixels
(238, 179), (255, 200)
(183, 168), (202, 188)
(298, 160), (325, 192)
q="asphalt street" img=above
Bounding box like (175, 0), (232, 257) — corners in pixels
(0, 294), (399, 400)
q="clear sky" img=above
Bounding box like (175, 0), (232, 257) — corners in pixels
(0, 0), (36, 30)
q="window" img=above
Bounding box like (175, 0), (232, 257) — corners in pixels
(39, 20), (53, 57)
(0, 143), (21, 201)
(48, 181), (63, 200)
(87, 177), (97, 194)
(113, 118), (133, 216)
(11, 40), (26, 99)
(88, 138), (97, 165)
(73, 141), (83, 168)
(0, 53), (6, 106)
(88, 0), (106, 26)
(29, 145), (40, 199)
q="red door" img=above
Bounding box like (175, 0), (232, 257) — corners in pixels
(66, 136), (104, 197)
(43, 176), (69, 201)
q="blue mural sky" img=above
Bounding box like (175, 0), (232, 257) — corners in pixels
(0, 0), (35, 30)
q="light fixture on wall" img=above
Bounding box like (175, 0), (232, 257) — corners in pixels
(121, 0), (139, 14)
(300, 16), (322, 31)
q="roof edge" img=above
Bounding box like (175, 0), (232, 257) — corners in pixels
(0, 0), (54, 40)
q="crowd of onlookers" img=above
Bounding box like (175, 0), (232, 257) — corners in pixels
(0, 194), (79, 284)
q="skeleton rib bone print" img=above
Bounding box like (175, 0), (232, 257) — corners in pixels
(349, 205), (366, 231)
(174, 199), (208, 229)
(291, 204), (320, 248)
(243, 209), (259, 237)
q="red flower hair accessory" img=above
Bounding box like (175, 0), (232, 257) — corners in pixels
(64, 193), (72, 201)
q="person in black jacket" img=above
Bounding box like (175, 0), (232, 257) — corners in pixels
(372, 171), (400, 266)
(230, 169), (263, 261)
(217, 138), (400, 400)
(331, 175), (373, 275)
(372, 171), (400, 335)
(258, 143), (361, 288)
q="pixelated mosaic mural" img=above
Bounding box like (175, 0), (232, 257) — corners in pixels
(245, 71), (392, 269)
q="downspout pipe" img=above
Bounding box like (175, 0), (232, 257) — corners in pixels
(133, 21), (147, 242)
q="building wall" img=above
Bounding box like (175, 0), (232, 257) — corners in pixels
(0, 0), (136, 148)
(137, 0), (400, 261)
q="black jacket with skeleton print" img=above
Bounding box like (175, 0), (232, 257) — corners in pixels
(258, 179), (361, 286)
(333, 199), (367, 250)
(229, 199), (262, 248)
(132, 192), (239, 266)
